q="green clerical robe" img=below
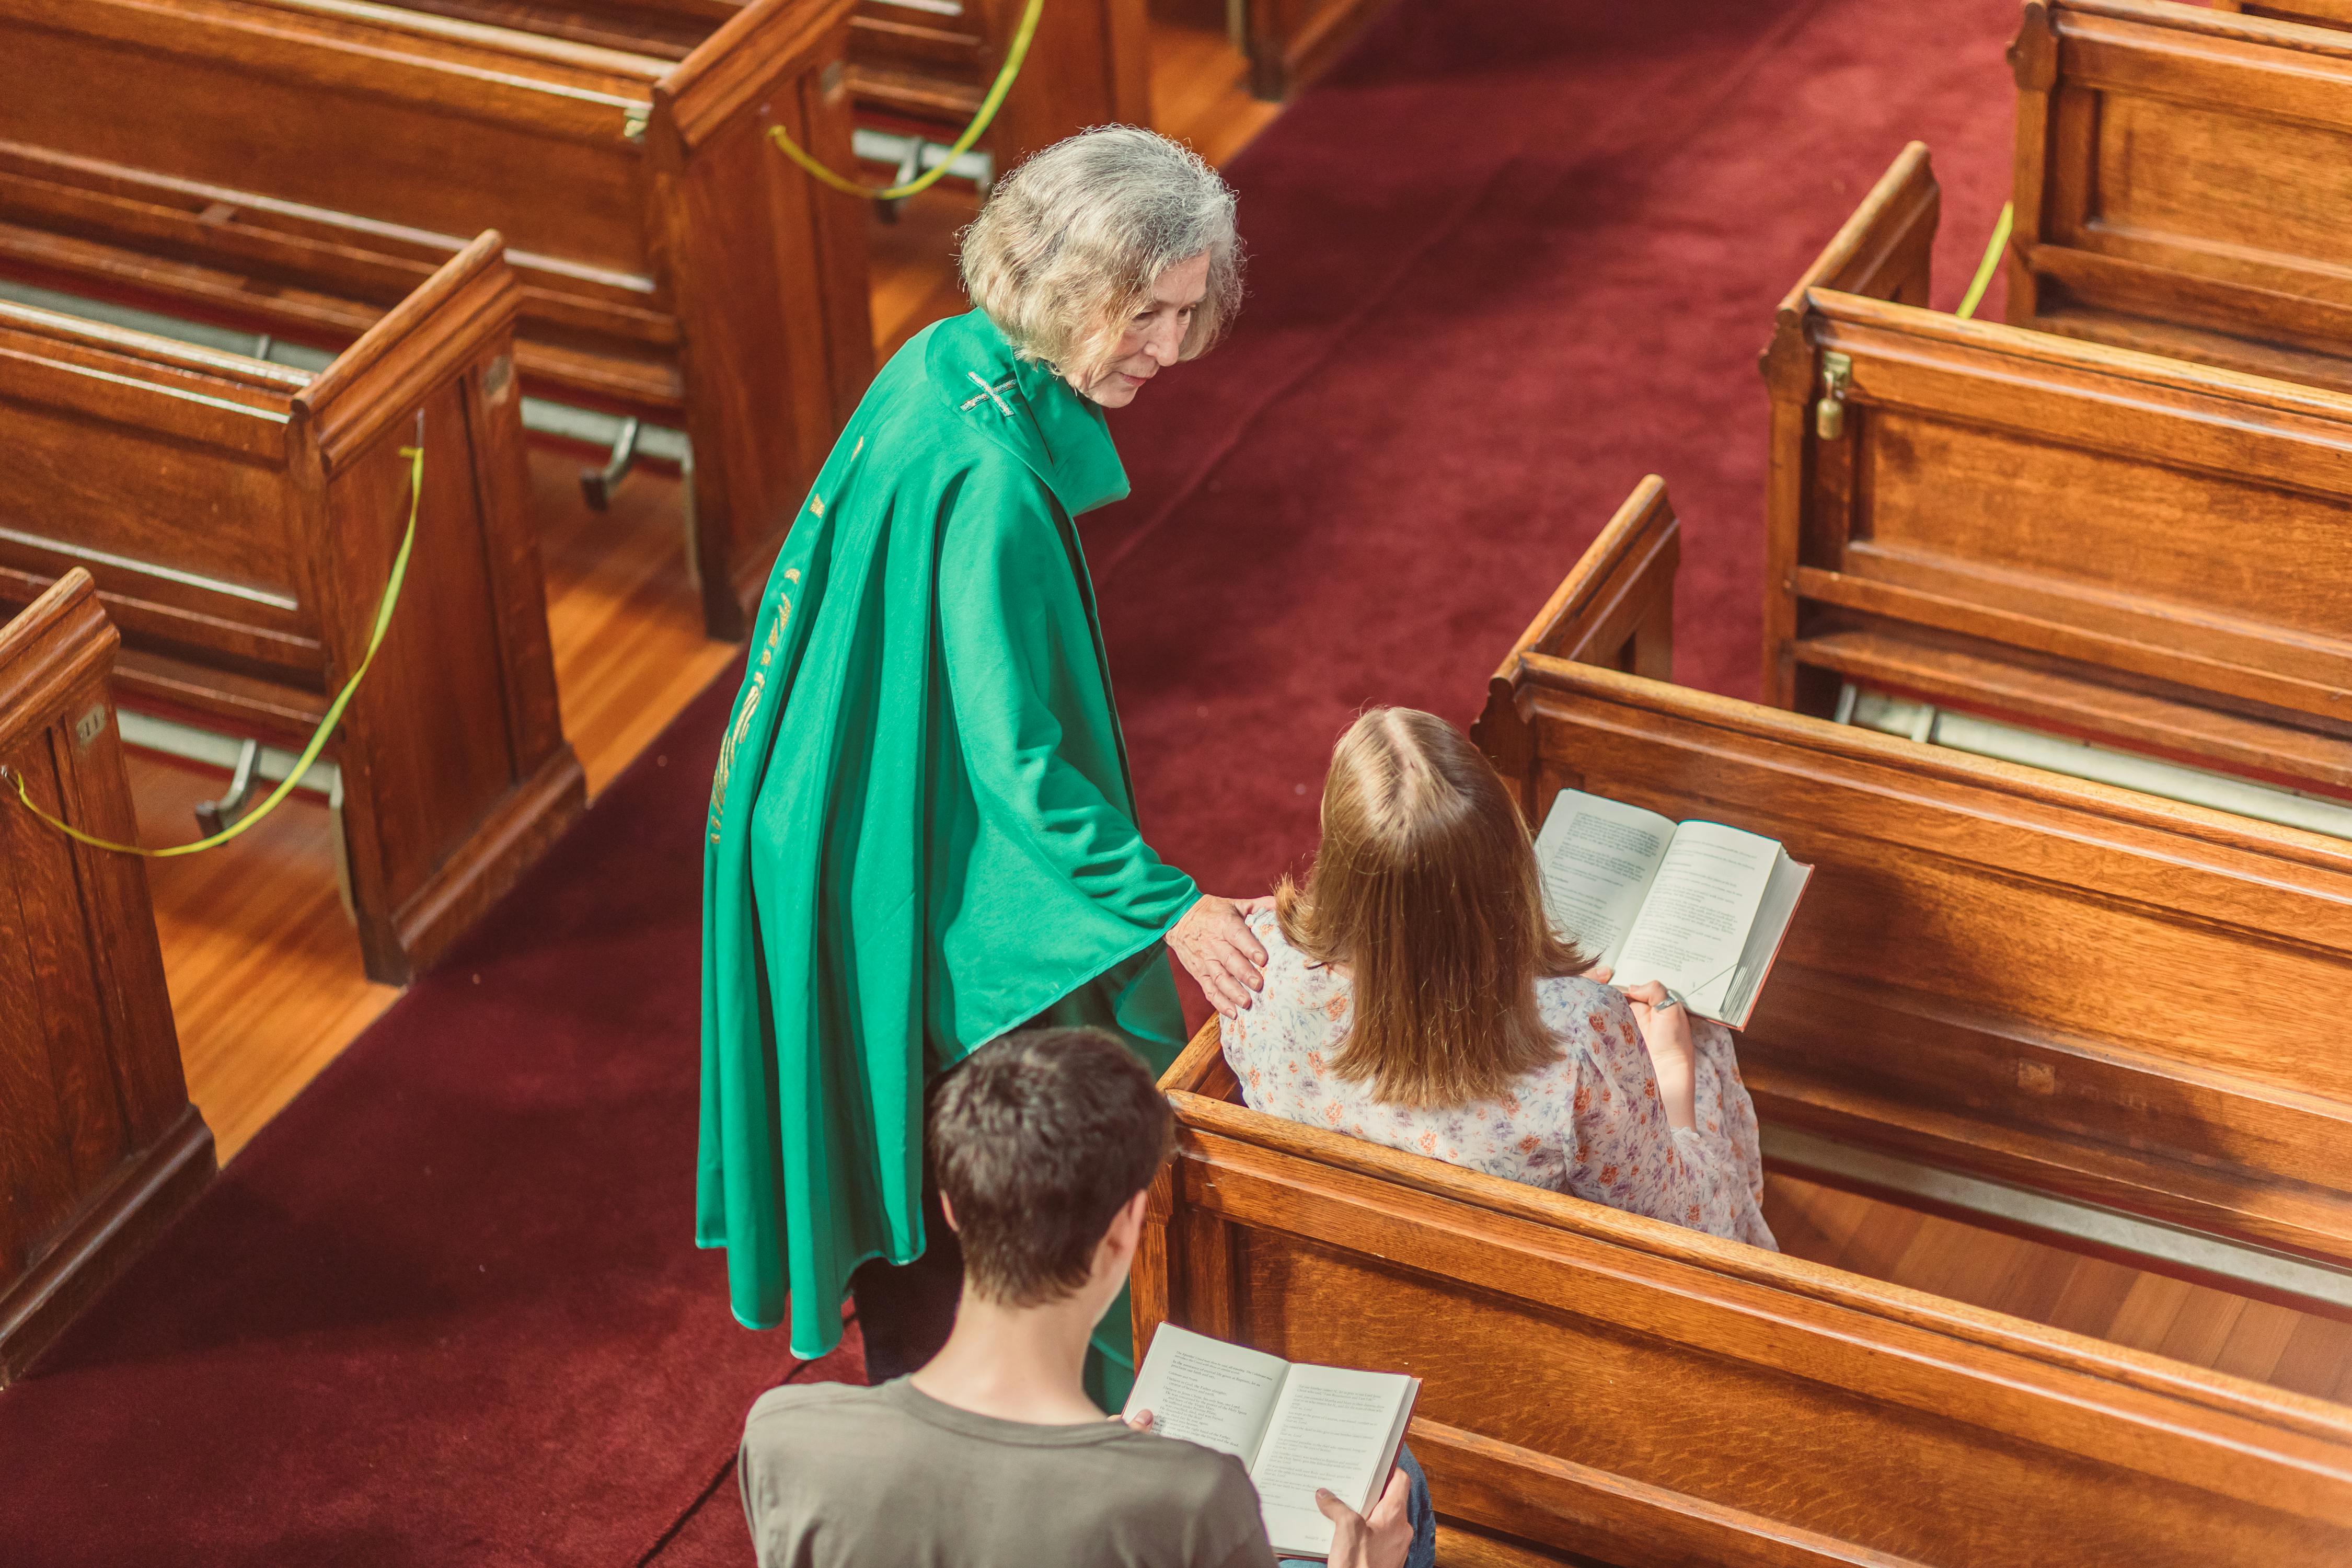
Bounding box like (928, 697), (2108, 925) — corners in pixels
(699, 307), (1197, 1396)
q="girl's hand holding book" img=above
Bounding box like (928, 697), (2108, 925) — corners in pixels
(1617, 979), (1699, 1134)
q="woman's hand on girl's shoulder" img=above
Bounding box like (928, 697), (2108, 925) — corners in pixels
(1169, 893), (1271, 1019)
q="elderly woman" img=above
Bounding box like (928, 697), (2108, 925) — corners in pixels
(699, 128), (1266, 1404)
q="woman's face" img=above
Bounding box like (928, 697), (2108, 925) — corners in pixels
(1070, 251), (1212, 408)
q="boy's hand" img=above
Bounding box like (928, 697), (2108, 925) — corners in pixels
(1116, 1408), (1154, 1433)
(1318, 1468), (1412, 1568)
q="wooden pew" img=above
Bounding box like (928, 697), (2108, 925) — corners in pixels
(341, 0), (1146, 192)
(0, 234), (584, 986)
(0, 0), (873, 640)
(1229, 0), (1394, 100)
(1135, 486), (2352, 1564)
(845, 0), (1150, 174)
(1, 570), (214, 1387)
(1759, 141), (2352, 811)
(2212, 0), (2352, 25)
(2006, 0), (2352, 395)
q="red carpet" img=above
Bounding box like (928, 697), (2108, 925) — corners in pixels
(2, 2), (2021, 1562)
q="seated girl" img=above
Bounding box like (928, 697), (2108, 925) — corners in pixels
(1223, 708), (1775, 1249)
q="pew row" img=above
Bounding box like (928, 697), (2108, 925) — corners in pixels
(1143, 1016), (2352, 1566)
(0, 571), (213, 1387)
(0, 235), (584, 985)
(2007, 0), (2352, 394)
(0, 0), (872, 639)
(1546, 477), (2352, 1262)
(1134, 486), (2352, 1563)
(1759, 141), (2352, 812)
(366, 0), (1147, 179)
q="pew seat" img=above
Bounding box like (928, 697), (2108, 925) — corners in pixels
(1761, 141), (2352, 820)
(1135, 483), (2352, 1562)
(2007, 0), (2352, 395)
(0, 0), (872, 639)
(0, 235), (583, 985)
(1, 571), (213, 1386)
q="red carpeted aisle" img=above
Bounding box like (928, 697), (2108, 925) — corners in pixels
(2, 2), (2021, 1562)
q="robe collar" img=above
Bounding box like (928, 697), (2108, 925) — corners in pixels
(928, 308), (1131, 516)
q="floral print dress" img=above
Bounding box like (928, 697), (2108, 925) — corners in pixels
(1223, 912), (1776, 1250)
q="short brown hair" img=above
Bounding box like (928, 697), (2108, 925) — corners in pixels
(929, 1028), (1175, 1307)
(1275, 708), (1587, 1109)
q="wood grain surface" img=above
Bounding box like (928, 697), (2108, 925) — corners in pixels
(2009, 0), (2352, 389)
(1760, 142), (2352, 805)
(0, 238), (584, 984)
(0, 573), (213, 1386)
(0, 0), (872, 637)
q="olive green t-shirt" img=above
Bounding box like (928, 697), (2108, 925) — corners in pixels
(738, 1378), (1276, 1568)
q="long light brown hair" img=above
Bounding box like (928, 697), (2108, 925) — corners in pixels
(1274, 708), (1587, 1108)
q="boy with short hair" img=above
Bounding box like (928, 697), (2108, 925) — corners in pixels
(738, 1027), (1431, 1568)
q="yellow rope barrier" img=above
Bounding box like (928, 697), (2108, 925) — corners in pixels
(1955, 201), (2014, 321)
(2, 444), (426, 856)
(767, 0), (1045, 200)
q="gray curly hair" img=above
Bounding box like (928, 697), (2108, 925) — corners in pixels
(960, 126), (1243, 383)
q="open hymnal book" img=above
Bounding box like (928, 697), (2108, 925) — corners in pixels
(1124, 1324), (1420, 1560)
(1532, 788), (1812, 1029)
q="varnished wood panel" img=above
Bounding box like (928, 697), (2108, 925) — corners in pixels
(0, 572), (213, 1386)
(0, 0), (872, 639)
(1144, 1029), (2352, 1566)
(1484, 483), (2352, 1265)
(1235, 0), (1396, 100)
(1761, 143), (2352, 804)
(0, 238), (585, 984)
(2009, 0), (2352, 380)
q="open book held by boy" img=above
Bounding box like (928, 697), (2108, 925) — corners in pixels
(735, 1028), (1437, 1568)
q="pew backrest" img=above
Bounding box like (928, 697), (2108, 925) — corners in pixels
(2008, 0), (2352, 391)
(0, 571), (211, 1385)
(1759, 144), (2352, 804)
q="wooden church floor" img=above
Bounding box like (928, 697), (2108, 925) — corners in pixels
(1762, 1170), (2352, 1405)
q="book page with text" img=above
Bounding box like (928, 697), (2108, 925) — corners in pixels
(1532, 789), (1679, 969)
(1609, 820), (1777, 1018)
(1247, 1365), (1417, 1557)
(1123, 1324), (1289, 1464)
